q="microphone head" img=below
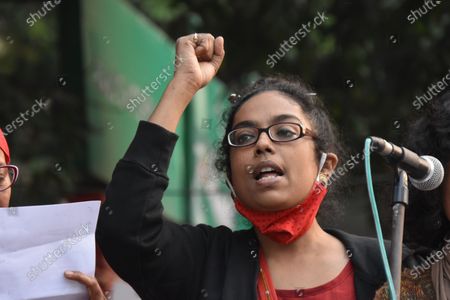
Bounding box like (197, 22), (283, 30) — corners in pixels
(409, 155), (444, 191)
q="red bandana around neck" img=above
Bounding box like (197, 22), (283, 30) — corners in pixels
(234, 181), (328, 244)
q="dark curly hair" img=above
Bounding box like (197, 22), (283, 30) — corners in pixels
(214, 75), (347, 224)
(403, 91), (450, 249)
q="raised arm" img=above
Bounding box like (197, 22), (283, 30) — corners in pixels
(96, 34), (225, 299)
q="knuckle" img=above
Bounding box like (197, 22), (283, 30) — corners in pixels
(176, 37), (189, 46)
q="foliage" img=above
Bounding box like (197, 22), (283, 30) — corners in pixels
(131, 0), (450, 153)
(0, 3), (86, 206)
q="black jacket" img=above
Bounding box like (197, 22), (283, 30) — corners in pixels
(97, 121), (409, 300)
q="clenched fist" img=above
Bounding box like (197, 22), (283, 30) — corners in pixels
(173, 33), (225, 94)
(148, 33), (225, 133)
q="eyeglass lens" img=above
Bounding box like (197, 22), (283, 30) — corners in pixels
(0, 166), (16, 191)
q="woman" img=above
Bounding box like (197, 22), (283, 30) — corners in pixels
(375, 92), (450, 299)
(0, 128), (106, 299)
(97, 33), (404, 299)
(403, 91), (450, 253)
(0, 129), (14, 208)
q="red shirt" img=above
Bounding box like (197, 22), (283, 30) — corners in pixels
(257, 250), (357, 300)
(275, 261), (356, 300)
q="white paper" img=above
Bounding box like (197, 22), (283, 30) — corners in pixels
(0, 201), (101, 300)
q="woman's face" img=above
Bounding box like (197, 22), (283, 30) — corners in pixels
(0, 150), (11, 208)
(229, 91), (336, 211)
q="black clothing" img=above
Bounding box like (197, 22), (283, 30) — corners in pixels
(97, 121), (410, 300)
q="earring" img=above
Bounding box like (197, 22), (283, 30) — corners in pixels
(318, 173), (328, 186)
(228, 93), (241, 104)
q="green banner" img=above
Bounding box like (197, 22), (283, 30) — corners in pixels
(81, 0), (246, 228)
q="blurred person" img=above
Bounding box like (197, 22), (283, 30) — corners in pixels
(97, 33), (413, 300)
(0, 128), (19, 208)
(0, 128), (16, 208)
(375, 92), (450, 299)
(0, 128), (106, 299)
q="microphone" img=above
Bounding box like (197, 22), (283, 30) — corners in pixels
(370, 136), (444, 191)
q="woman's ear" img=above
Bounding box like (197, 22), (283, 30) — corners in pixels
(321, 153), (338, 179)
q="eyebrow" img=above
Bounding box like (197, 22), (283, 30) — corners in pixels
(232, 114), (302, 130)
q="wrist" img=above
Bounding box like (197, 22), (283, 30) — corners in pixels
(161, 81), (194, 108)
(170, 74), (201, 98)
(147, 80), (195, 133)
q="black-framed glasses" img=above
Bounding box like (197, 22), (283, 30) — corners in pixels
(0, 165), (19, 192)
(227, 122), (315, 147)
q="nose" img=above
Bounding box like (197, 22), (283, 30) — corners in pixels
(254, 131), (275, 156)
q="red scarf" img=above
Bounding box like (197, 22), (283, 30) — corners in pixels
(234, 181), (327, 244)
(257, 249), (278, 300)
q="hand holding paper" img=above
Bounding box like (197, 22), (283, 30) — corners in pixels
(0, 201), (101, 300)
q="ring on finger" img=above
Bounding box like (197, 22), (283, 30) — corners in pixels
(193, 33), (198, 43)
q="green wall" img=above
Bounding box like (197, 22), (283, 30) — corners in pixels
(81, 0), (243, 228)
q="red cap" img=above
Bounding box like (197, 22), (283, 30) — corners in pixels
(0, 129), (10, 164)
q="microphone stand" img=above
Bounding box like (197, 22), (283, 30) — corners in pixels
(389, 169), (409, 299)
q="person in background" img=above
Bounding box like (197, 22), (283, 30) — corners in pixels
(0, 128), (106, 300)
(0, 128), (16, 208)
(375, 91), (450, 299)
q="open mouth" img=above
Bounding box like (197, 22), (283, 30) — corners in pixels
(253, 161), (285, 182)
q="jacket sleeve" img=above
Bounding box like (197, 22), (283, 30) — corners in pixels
(96, 121), (226, 299)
